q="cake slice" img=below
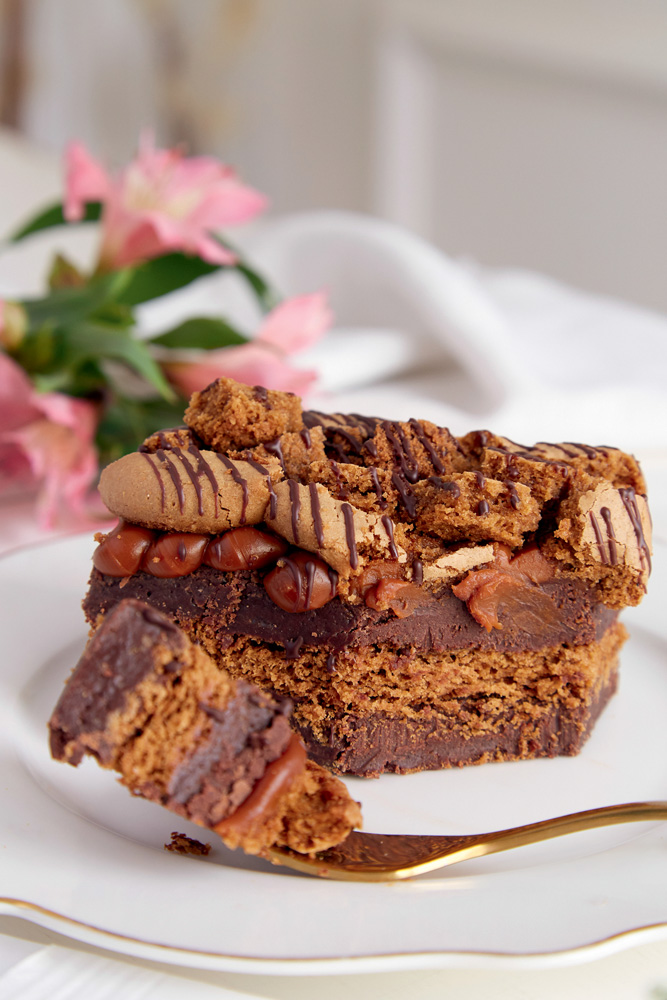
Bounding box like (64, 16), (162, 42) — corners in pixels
(49, 599), (361, 855)
(82, 378), (652, 777)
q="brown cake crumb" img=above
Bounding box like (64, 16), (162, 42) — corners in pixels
(164, 832), (212, 856)
(236, 427), (328, 481)
(140, 427), (205, 453)
(277, 761), (362, 854)
(185, 377), (303, 451)
(367, 418), (463, 481)
(412, 472), (540, 547)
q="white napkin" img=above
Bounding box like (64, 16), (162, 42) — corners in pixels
(0, 946), (244, 1000)
(239, 211), (667, 453)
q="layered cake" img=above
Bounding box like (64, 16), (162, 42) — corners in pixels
(50, 599), (361, 855)
(82, 378), (652, 777)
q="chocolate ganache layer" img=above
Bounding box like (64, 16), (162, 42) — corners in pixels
(297, 661), (620, 776)
(83, 561), (618, 656)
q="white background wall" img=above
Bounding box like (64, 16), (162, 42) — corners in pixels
(2, 0), (667, 311)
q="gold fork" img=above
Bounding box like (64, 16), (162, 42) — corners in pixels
(267, 800), (667, 880)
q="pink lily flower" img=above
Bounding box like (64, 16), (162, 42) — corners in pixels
(64, 141), (111, 221)
(0, 353), (99, 529)
(162, 291), (332, 398)
(64, 134), (267, 271)
(165, 343), (318, 399)
(253, 291), (334, 353)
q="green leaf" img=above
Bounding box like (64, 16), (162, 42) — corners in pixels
(31, 358), (105, 396)
(111, 247), (279, 312)
(50, 322), (177, 401)
(90, 300), (134, 329)
(96, 394), (188, 465)
(149, 316), (247, 350)
(234, 260), (280, 313)
(21, 272), (125, 329)
(8, 201), (102, 243)
(14, 326), (58, 374)
(72, 323), (176, 401)
(215, 235), (280, 312)
(111, 253), (220, 307)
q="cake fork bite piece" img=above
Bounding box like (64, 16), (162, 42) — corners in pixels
(49, 599), (361, 857)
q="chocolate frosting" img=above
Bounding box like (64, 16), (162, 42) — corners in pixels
(49, 600), (187, 764)
(84, 566), (618, 656)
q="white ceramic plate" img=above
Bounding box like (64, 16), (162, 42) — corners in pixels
(1, 534), (666, 975)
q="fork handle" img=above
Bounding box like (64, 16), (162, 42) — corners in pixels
(464, 800), (667, 862)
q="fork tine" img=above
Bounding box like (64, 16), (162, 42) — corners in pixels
(267, 801), (667, 881)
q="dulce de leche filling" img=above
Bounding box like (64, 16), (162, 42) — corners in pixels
(452, 543), (557, 631)
(213, 734), (307, 841)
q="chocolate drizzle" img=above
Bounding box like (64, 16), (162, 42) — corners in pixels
(328, 567), (339, 599)
(217, 455), (249, 524)
(590, 511), (608, 564)
(253, 385), (271, 408)
(473, 470), (488, 516)
(506, 481), (521, 510)
(329, 427), (363, 455)
(600, 507), (618, 566)
(619, 487), (652, 573)
(409, 419), (446, 474)
(187, 446), (220, 518)
(288, 479), (301, 543)
(304, 560), (316, 609)
(175, 450), (205, 516)
(391, 471), (417, 517)
(157, 450), (186, 513)
(285, 636), (304, 660)
(141, 453), (166, 512)
(381, 514), (399, 559)
(263, 437), (286, 474)
(325, 652), (337, 675)
(309, 482), (325, 548)
(330, 461), (349, 500)
(504, 452), (521, 480)
(412, 556), (424, 585)
(560, 442), (601, 459)
(302, 410), (371, 458)
(428, 476), (461, 498)
(348, 413), (379, 437)
(341, 503), (358, 569)
(368, 467), (387, 510)
(244, 454), (277, 520)
(300, 428), (312, 449)
(382, 421), (419, 483)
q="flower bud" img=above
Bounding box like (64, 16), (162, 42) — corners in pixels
(0, 300), (27, 351)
